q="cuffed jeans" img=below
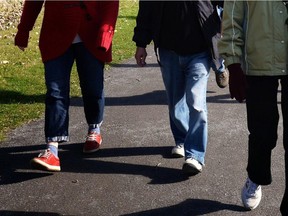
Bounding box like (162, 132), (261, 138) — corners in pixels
(44, 43), (104, 143)
(159, 48), (211, 165)
(245, 76), (288, 215)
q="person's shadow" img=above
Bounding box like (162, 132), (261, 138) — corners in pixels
(0, 199), (246, 216)
(0, 143), (189, 185)
(121, 198), (246, 216)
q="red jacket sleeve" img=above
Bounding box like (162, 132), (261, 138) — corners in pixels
(94, 1), (119, 51)
(14, 0), (44, 48)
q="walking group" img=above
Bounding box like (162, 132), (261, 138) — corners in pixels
(14, 0), (288, 215)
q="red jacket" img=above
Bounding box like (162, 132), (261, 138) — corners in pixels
(15, 1), (119, 63)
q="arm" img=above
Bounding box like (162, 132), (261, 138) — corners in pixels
(14, 0), (44, 50)
(95, 0), (119, 51)
(132, 0), (154, 48)
(218, 1), (247, 103)
(134, 47), (147, 67)
(132, 0), (156, 66)
(218, 0), (246, 66)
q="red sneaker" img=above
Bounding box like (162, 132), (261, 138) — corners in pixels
(30, 149), (61, 172)
(83, 132), (102, 153)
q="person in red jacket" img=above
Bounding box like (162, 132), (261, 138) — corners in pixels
(14, 0), (119, 172)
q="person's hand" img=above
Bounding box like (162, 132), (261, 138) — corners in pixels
(227, 63), (247, 103)
(135, 47), (147, 67)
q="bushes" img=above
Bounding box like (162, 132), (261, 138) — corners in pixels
(0, 0), (23, 31)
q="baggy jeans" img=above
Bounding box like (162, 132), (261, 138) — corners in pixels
(159, 48), (211, 165)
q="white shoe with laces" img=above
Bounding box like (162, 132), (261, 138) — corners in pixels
(182, 158), (203, 175)
(171, 144), (184, 158)
(241, 177), (262, 210)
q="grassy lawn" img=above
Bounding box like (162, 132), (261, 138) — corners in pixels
(0, 0), (139, 141)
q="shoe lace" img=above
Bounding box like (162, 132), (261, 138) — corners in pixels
(38, 149), (52, 158)
(217, 72), (227, 79)
(247, 179), (260, 196)
(219, 73), (225, 78)
(86, 132), (99, 141)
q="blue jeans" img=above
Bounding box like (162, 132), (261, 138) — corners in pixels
(44, 43), (104, 143)
(159, 48), (211, 165)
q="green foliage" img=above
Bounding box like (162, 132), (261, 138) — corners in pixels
(0, 1), (139, 141)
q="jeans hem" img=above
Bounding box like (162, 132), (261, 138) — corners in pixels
(185, 155), (205, 166)
(46, 136), (69, 143)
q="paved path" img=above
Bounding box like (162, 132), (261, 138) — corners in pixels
(0, 46), (285, 216)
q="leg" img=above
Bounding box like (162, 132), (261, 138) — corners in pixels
(44, 46), (75, 143)
(213, 58), (229, 88)
(181, 51), (210, 165)
(74, 43), (105, 127)
(158, 48), (188, 146)
(75, 43), (104, 153)
(241, 76), (278, 210)
(246, 76), (279, 185)
(30, 47), (75, 172)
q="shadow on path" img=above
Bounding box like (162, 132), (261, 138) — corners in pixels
(121, 198), (246, 216)
(0, 144), (188, 185)
(70, 90), (235, 108)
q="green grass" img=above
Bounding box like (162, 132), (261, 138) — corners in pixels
(0, 0), (139, 141)
(112, 0), (139, 63)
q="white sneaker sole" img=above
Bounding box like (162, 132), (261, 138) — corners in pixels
(30, 158), (61, 172)
(182, 162), (202, 175)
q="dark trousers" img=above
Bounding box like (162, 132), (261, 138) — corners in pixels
(245, 76), (288, 215)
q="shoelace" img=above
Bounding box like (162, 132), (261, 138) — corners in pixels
(86, 133), (99, 141)
(246, 179), (260, 196)
(219, 73), (225, 78)
(38, 149), (52, 158)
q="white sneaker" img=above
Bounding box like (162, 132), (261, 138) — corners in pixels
(171, 144), (184, 158)
(182, 158), (202, 175)
(241, 177), (262, 210)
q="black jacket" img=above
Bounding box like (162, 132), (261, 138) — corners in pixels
(132, 0), (223, 68)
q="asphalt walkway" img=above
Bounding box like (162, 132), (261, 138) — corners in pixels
(0, 46), (285, 216)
